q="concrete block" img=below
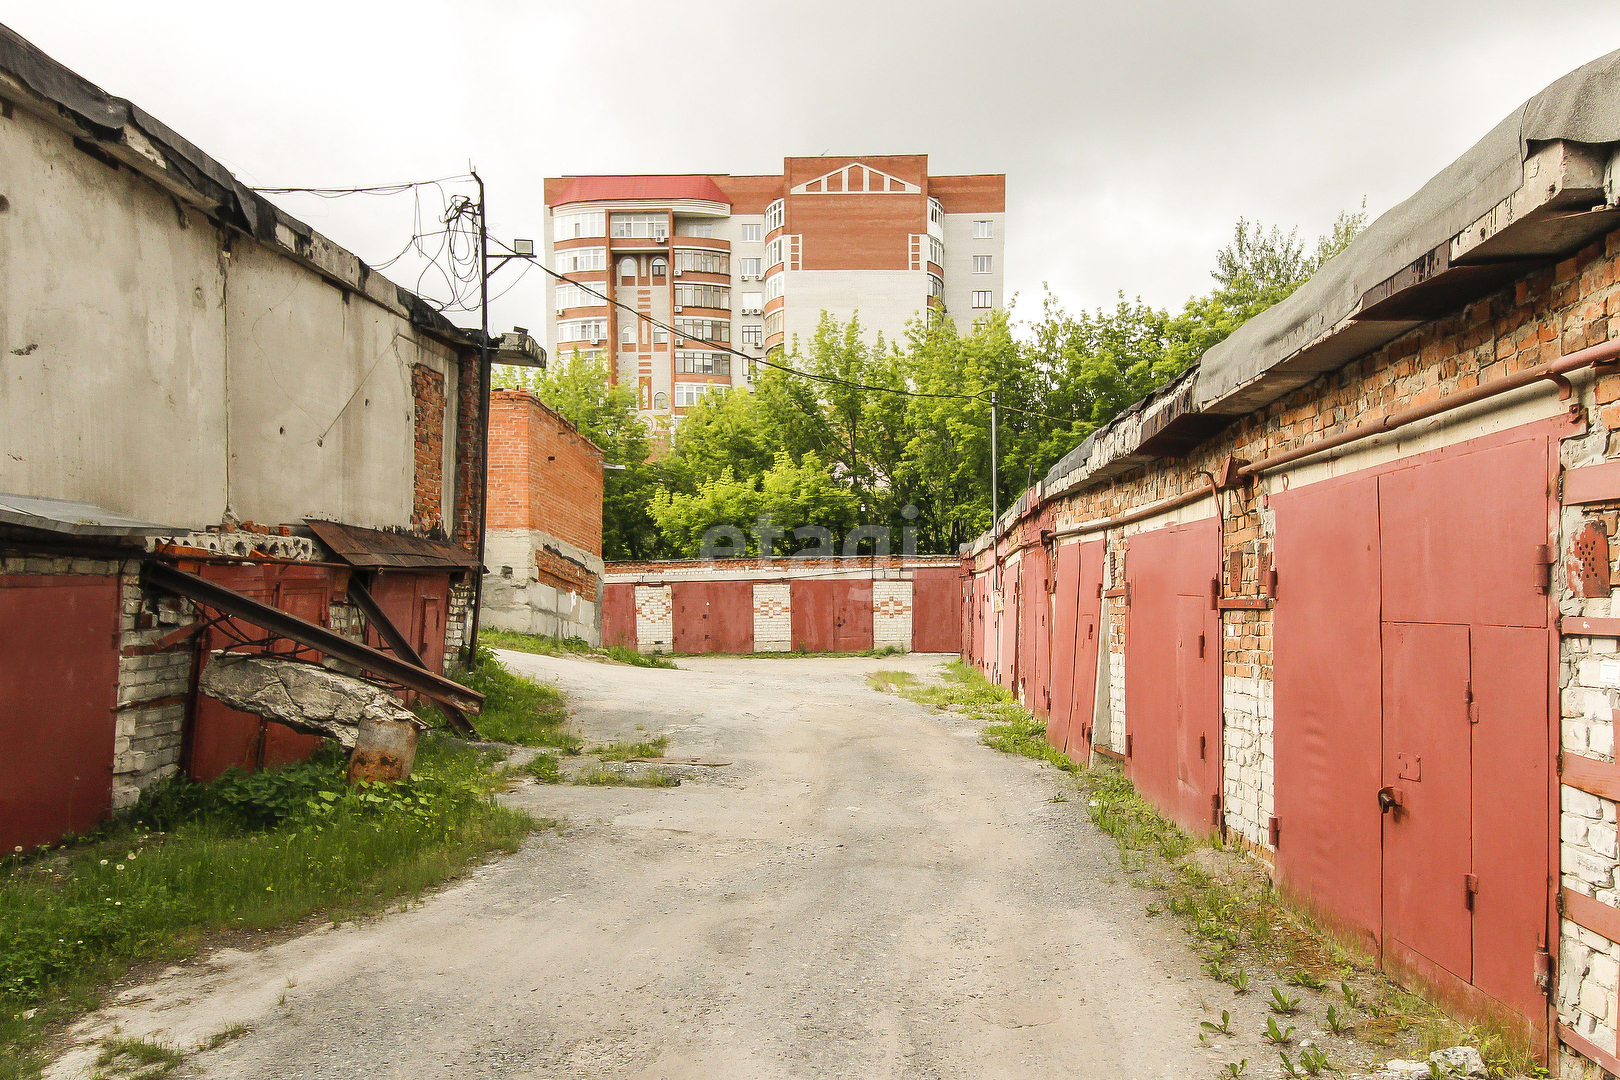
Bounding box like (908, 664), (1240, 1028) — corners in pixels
(1566, 812), (1592, 847)
(1581, 978), (1611, 1021)
(1592, 823), (1620, 860)
(1596, 722), (1616, 760)
(1567, 786), (1606, 819)
(1591, 952), (1620, 992)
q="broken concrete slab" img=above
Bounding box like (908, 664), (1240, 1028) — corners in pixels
(198, 653), (424, 751)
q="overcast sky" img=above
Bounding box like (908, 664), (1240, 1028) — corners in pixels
(8, 1), (1617, 338)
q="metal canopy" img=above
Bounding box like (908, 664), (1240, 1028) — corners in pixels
(305, 518), (482, 572)
(142, 562), (484, 715)
(0, 492), (177, 536)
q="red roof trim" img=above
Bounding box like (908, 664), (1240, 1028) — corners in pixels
(551, 175), (731, 207)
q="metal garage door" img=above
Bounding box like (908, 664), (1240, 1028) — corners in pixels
(1125, 518), (1222, 836)
(911, 567), (962, 653)
(602, 583), (636, 649)
(0, 575), (120, 850)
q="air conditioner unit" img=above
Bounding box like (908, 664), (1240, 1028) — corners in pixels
(673, 269), (682, 276)
(589, 338), (600, 346)
(673, 305), (683, 313)
(676, 338), (686, 346)
(653, 235), (668, 244)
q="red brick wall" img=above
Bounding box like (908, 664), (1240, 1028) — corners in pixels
(453, 353), (482, 554)
(487, 389), (604, 557)
(536, 545), (598, 601)
(412, 364), (445, 535)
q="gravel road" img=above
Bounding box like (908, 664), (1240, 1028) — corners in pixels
(47, 652), (1307, 1079)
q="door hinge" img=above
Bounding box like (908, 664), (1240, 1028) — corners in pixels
(1268, 815), (1280, 848)
(1125, 733), (1133, 758)
(1198, 632), (1207, 658)
(1096, 583), (1103, 599)
(1264, 564), (1278, 600)
(1535, 947), (1555, 997)
(1199, 733), (1207, 760)
(1466, 681), (1478, 724)
(1465, 873), (1479, 911)
(1533, 544), (1555, 595)
(1211, 792), (1222, 826)
(1210, 576), (1221, 610)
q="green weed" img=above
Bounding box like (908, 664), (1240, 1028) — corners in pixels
(93, 1036), (183, 1080)
(432, 649), (579, 750)
(481, 629), (678, 670)
(526, 753), (562, 784)
(1263, 1015), (1296, 1045)
(1269, 987), (1302, 1015)
(571, 766), (680, 788)
(1200, 1010), (1233, 1036)
(866, 669), (917, 692)
(595, 736), (670, 761)
(0, 736), (533, 1078)
(1221, 1061), (1247, 1077)
(1325, 1004), (1352, 1035)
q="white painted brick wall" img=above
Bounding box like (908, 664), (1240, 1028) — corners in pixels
(1223, 672), (1273, 850)
(753, 582), (791, 652)
(1106, 646), (1127, 756)
(1561, 917), (1620, 1052)
(873, 580), (912, 650)
(634, 584), (673, 651)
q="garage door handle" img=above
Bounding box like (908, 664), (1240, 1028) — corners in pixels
(1378, 786), (1404, 813)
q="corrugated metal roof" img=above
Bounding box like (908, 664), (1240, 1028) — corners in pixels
(305, 519), (481, 571)
(0, 493), (176, 536)
(550, 175), (731, 207)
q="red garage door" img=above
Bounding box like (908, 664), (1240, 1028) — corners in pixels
(367, 571), (450, 676)
(602, 583), (636, 649)
(189, 564), (332, 781)
(1022, 542), (1052, 717)
(1125, 518), (1221, 836)
(911, 568), (962, 653)
(0, 575), (120, 850)
(791, 579), (873, 653)
(1273, 427), (1554, 1046)
(672, 581), (754, 654)
(1047, 540), (1105, 764)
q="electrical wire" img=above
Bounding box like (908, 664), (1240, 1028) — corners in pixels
(510, 241), (1080, 426)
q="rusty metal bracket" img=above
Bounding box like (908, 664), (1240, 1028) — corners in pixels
(1545, 371), (1574, 400)
(347, 577), (476, 736)
(1533, 544), (1555, 594)
(143, 562), (484, 715)
(1217, 598), (1273, 611)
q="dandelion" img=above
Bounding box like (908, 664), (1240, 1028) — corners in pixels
(12, 846), (20, 853)
(99, 859), (108, 866)
(127, 852), (138, 860)
(115, 864), (125, 871)
(115, 901), (122, 906)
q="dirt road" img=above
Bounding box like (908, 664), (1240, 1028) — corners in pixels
(49, 653), (1299, 1079)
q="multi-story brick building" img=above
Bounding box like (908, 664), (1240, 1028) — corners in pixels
(541, 157), (1005, 426)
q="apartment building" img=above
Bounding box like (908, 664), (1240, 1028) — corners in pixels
(541, 156), (1005, 424)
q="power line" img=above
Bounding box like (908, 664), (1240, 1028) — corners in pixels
(516, 247), (1079, 426)
(250, 174), (472, 196)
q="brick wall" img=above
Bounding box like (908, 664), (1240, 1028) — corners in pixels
(872, 580), (912, 649)
(752, 582), (791, 651)
(453, 352), (482, 554)
(536, 544), (597, 602)
(487, 389), (604, 556)
(412, 364), (446, 535)
(634, 584), (672, 649)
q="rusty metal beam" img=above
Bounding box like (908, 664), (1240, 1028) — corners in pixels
(346, 577), (477, 736)
(1563, 460), (1620, 505)
(142, 562), (484, 715)
(1051, 474), (1218, 540)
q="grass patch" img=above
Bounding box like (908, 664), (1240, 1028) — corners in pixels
(201, 1023), (250, 1051)
(526, 753), (563, 784)
(0, 736), (535, 1080)
(94, 1036), (183, 1080)
(884, 660), (1080, 774)
(596, 736), (669, 762)
(865, 669), (917, 692)
(570, 766), (680, 788)
(702, 644), (907, 659)
(481, 630), (678, 670)
(428, 648), (580, 751)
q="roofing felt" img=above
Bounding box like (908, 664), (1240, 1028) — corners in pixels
(549, 175), (732, 207)
(1195, 46), (1620, 413)
(0, 493), (177, 536)
(304, 519), (482, 572)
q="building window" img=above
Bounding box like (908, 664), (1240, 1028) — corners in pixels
(675, 382), (718, 407)
(973, 220), (993, 239)
(654, 391), (668, 411)
(675, 351), (730, 375)
(741, 291), (763, 314)
(619, 256), (637, 285)
(928, 235), (945, 268)
(674, 249), (729, 275)
(651, 257), (666, 280)
(928, 274), (944, 299)
(553, 210), (605, 240)
(653, 327), (668, 344)
(741, 324), (763, 347)
(765, 237), (785, 269)
(610, 212), (667, 239)
(554, 247), (606, 273)
(674, 318), (730, 344)
(929, 198), (944, 228)
(741, 223), (762, 242)
(554, 282), (605, 312)
(765, 272), (785, 301)
(620, 322), (636, 344)
(973, 255), (993, 274)
(680, 221), (714, 238)
(763, 310), (784, 338)
(764, 200), (784, 233)
(972, 290), (992, 308)
(556, 318), (607, 343)
(674, 283), (731, 309)
(738, 257), (761, 278)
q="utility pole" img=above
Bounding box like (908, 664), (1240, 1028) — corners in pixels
(989, 390), (1000, 591)
(466, 167), (492, 665)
